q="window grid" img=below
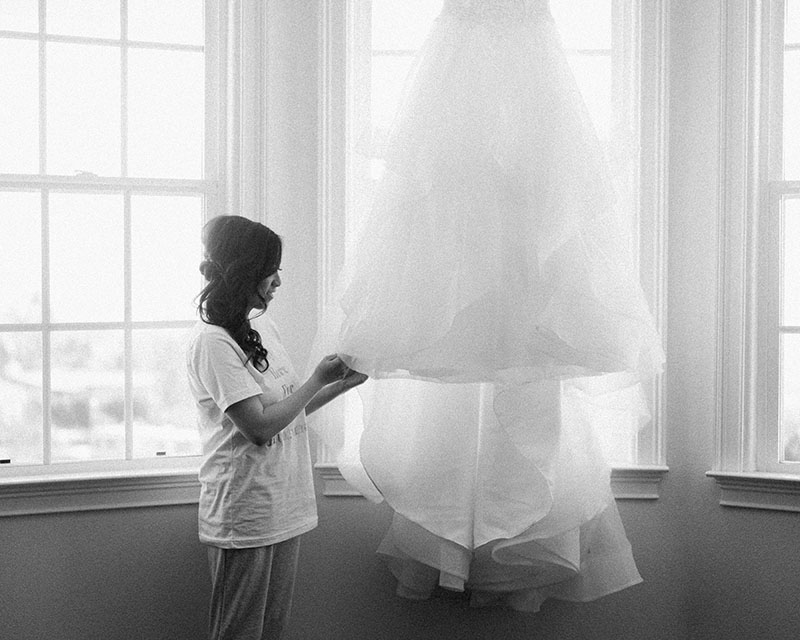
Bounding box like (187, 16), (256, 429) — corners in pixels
(0, 1), (213, 468)
(0, 185), (206, 466)
(762, 0), (800, 470)
(121, 0), (129, 179)
(775, 188), (800, 466)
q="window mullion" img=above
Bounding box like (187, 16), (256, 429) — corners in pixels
(121, 3), (133, 462)
(204, 0), (220, 218)
(38, 0), (46, 175)
(39, 0), (50, 466)
(768, 0), (785, 180)
(121, 0), (129, 179)
(124, 190), (133, 460)
(41, 189), (52, 466)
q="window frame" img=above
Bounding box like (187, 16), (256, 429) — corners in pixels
(316, 0), (670, 500)
(709, 0), (800, 511)
(0, 0), (270, 515)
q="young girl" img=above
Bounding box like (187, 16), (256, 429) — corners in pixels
(186, 215), (366, 640)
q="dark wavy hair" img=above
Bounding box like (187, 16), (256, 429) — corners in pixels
(197, 216), (282, 372)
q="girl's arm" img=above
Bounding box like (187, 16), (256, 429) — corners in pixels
(306, 369), (368, 416)
(225, 354), (346, 446)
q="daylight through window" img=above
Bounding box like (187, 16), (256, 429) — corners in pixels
(0, 1), (211, 468)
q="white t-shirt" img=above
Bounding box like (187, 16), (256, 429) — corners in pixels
(186, 315), (317, 548)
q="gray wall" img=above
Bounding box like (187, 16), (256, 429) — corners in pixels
(2, 1), (799, 639)
(1, 506), (207, 640)
(292, 476), (688, 640)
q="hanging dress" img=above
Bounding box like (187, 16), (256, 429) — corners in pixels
(311, 0), (665, 611)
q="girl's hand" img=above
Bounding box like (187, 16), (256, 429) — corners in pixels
(304, 361), (368, 416)
(313, 354), (348, 385)
(340, 368), (368, 390)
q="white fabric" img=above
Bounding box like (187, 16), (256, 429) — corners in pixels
(310, 0), (663, 609)
(187, 316), (317, 549)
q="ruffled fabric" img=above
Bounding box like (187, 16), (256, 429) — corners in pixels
(310, 0), (663, 611)
(337, 4), (660, 385)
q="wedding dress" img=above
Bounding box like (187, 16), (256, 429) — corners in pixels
(311, 0), (664, 611)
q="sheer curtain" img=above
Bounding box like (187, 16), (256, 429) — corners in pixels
(310, 0), (663, 611)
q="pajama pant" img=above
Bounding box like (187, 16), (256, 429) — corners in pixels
(207, 536), (301, 640)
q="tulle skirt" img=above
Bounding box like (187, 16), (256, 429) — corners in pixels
(311, 2), (664, 611)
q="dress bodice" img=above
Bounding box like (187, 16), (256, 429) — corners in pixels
(442, 0), (551, 22)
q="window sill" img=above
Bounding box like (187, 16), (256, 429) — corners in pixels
(316, 464), (669, 500)
(0, 465), (200, 517)
(611, 465), (670, 499)
(0, 461), (672, 518)
(706, 471), (800, 512)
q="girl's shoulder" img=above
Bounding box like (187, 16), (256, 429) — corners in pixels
(189, 319), (230, 342)
(187, 321), (242, 358)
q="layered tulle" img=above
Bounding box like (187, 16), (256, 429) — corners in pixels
(337, 5), (661, 385)
(309, 0), (663, 611)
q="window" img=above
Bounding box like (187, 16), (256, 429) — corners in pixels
(0, 1), (270, 514)
(762, 0), (800, 471)
(711, 0), (800, 510)
(0, 1), (209, 475)
(317, 0), (668, 496)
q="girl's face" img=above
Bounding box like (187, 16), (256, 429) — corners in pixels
(250, 269), (281, 311)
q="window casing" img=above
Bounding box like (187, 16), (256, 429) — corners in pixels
(317, 0), (669, 497)
(711, 0), (800, 510)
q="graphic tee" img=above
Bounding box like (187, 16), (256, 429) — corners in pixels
(186, 315), (317, 548)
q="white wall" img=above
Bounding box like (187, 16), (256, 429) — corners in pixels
(2, 1), (799, 639)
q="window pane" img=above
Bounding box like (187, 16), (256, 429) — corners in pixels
(787, 0), (800, 44)
(0, 332), (43, 465)
(128, 49), (204, 179)
(551, 0), (612, 50)
(132, 328), (200, 458)
(0, 39), (39, 174)
(50, 330), (125, 462)
(782, 333), (800, 463)
(567, 54), (612, 141)
(49, 193), (124, 322)
(46, 0), (120, 39)
(784, 50), (800, 180)
(371, 54), (415, 134)
(371, 0), (442, 51)
(583, 386), (639, 466)
(0, 1), (38, 32)
(131, 195), (202, 321)
(0, 192), (41, 323)
(128, 0), (204, 46)
(47, 42), (121, 176)
(785, 198), (800, 326)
